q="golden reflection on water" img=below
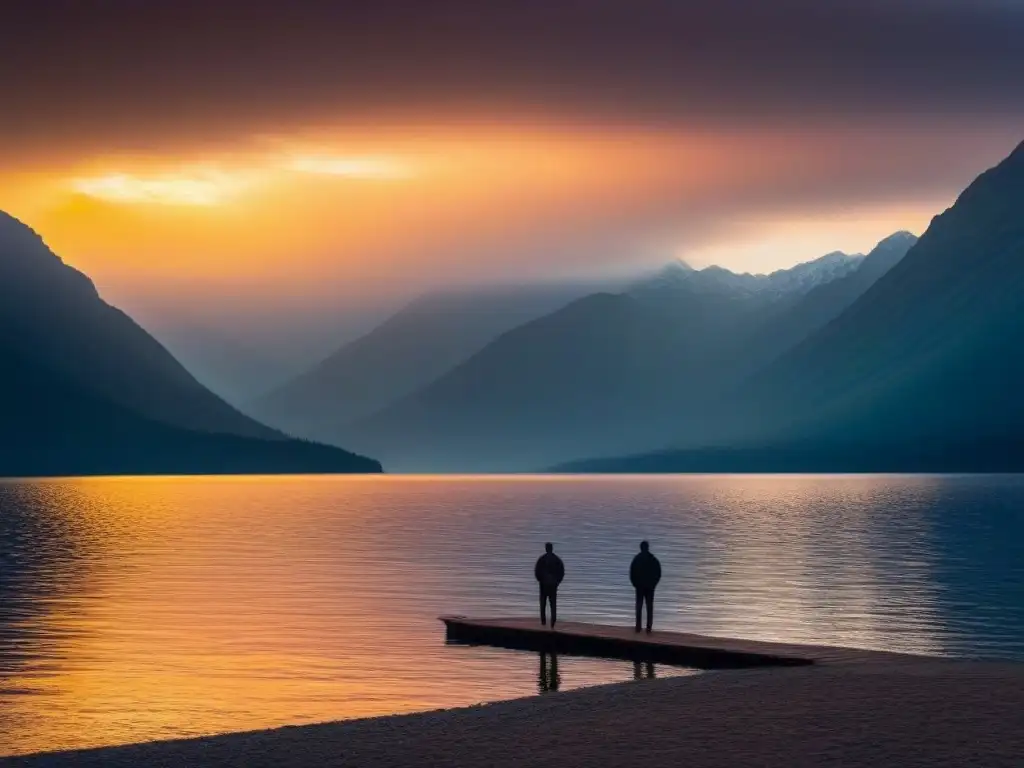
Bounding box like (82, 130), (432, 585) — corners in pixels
(670, 475), (947, 656)
(0, 476), (697, 755)
(1, 474), (1021, 756)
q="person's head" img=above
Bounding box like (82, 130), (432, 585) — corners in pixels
(545, 542), (554, 554)
(640, 540), (650, 552)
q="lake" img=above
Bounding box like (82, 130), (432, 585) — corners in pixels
(1, 474), (1022, 756)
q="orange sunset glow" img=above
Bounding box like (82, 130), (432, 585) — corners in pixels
(4, 2), (1024, 763)
(0, 126), (1009, 313)
(1, 0), (1020, 335)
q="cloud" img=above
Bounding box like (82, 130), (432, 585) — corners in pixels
(70, 169), (255, 206)
(68, 152), (415, 206)
(285, 156), (413, 179)
(5, 1), (1021, 392)
(3, 0), (1022, 162)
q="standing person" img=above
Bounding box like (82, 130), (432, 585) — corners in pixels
(535, 542), (565, 628)
(630, 540), (661, 633)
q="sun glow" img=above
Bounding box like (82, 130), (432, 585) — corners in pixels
(70, 168), (257, 206)
(286, 155), (413, 179)
(680, 203), (938, 274)
(69, 152), (414, 207)
(2, 126), (970, 318)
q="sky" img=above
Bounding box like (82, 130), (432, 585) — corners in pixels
(2, 0), (1023, 393)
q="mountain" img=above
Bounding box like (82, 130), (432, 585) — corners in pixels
(250, 280), (616, 437)
(723, 232), (917, 377)
(559, 141), (1024, 472)
(141, 319), (309, 406)
(345, 291), (721, 471)
(761, 250), (867, 296)
(0, 212), (282, 439)
(139, 305), (387, 407)
(633, 250), (864, 303)
(0, 345), (382, 476)
(342, 247), (896, 471)
(0, 212), (381, 475)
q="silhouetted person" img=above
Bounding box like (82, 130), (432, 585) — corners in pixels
(630, 540), (661, 633)
(539, 651), (561, 693)
(535, 542), (565, 628)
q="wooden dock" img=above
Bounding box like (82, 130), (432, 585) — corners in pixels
(441, 616), (930, 669)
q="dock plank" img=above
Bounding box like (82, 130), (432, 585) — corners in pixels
(441, 616), (931, 669)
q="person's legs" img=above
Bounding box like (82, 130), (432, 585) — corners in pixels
(644, 589), (654, 632)
(539, 585), (548, 625)
(550, 588), (558, 628)
(635, 588), (643, 631)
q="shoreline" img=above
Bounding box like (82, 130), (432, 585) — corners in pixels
(6, 659), (1023, 767)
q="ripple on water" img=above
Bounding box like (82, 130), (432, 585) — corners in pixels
(1, 474), (1023, 755)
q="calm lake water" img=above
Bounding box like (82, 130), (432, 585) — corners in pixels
(1, 474), (1023, 756)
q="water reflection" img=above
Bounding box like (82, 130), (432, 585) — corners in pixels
(0, 482), (100, 681)
(0, 474), (1022, 756)
(538, 652), (560, 693)
(920, 476), (1024, 658)
(672, 475), (949, 655)
(632, 661), (656, 680)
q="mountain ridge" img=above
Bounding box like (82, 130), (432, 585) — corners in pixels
(557, 141), (1024, 472)
(341, 242), (911, 471)
(250, 278), (626, 437)
(0, 212), (283, 440)
(629, 249), (864, 300)
(0, 211), (382, 476)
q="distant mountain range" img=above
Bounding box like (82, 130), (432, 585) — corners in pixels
(560, 141), (1024, 472)
(28, 138), (1021, 476)
(255, 229), (915, 471)
(0, 212), (380, 476)
(139, 318), (312, 406)
(632, 249), (864, 303)
(250, 279), (623, 439)
(347, 240), (912, 470)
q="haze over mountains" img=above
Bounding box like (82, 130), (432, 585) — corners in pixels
(7, 140), (1023, 476)
(563, 141), (1024, 472)
(0, 212), (380, 476)
(251, 231), (917, 471)
(252, 279), (621, 438)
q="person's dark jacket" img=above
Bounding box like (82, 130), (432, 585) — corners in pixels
(630, 551), (662, 591)
(535, 553), (565, 589)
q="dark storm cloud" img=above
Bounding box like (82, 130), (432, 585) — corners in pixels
(3, 0), (1023, 158)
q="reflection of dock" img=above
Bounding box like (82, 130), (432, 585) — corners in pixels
(441, 616), (928, 669)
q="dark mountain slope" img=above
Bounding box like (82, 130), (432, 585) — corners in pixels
(0, 212), (278, 439)
(733, 142), (1024, 447)
(561, 141), (1024, 472)
(722, 232), (917, 380)
(0, 344), (382, 476)
(0, 211), (381, 475)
